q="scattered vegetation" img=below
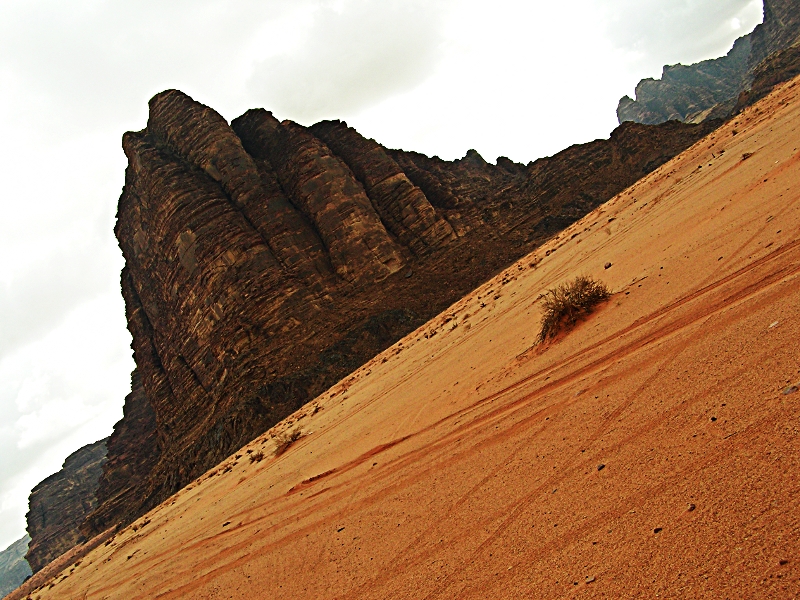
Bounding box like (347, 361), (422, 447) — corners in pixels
(537, 276), (611, 343)
(249, 450), (265, 463)
(274, 428), (303, 457)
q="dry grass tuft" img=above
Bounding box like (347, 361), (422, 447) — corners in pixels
(537, 275), (611, 343)
(274, 428), (303, 457)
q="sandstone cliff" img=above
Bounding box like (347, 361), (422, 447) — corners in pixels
(25, 440), (107, 573)
(75, 89), (717, 543)
(617, 0), (800, 125)
(0, 535), (31, 598)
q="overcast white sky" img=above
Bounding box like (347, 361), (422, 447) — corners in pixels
(0, 0), (763, 551)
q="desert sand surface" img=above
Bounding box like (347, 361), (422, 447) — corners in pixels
(24, 76), (800, 600)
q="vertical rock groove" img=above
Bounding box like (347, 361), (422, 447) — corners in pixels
(309, 119), (456, 254)
(233, 109), (404, 282)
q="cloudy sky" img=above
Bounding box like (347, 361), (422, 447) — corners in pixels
(0, 0), (763, 551)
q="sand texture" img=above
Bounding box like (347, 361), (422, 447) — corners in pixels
(23, 76), (800, 599)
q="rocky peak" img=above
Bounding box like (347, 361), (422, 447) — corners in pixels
(617, 0), (800, 125)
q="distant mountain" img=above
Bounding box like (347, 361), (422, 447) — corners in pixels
(0, 535), (31, 598)
(618, 0), (800, 124)
(733, 43), (800, 112)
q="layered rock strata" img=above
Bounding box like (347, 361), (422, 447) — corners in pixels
(734, 43), (800, 112)
(307, 119), (456, 254)
(25, 440), (107, 573)
(617, 36), (752, 125)
(618, 0), (800, 125)
(79, 89), (717, 544)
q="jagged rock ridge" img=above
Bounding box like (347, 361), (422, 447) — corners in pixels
(617, 0), (800, 124)
(70, 89), (718, 546)
(24, 440), (107, 574)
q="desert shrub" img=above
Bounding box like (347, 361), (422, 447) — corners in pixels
(249, 450), (264, 463)
(537, 275), (610, 343)
(274, 428), (303, 457)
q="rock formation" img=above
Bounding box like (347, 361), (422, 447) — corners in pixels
(0, 535), (31, 598)
(81, 371), (158, 537)
(25, 440), (107, 573)
(71, 89), (717, 545)
(734, 43), (800, 112)
(617, 0), (800, 125)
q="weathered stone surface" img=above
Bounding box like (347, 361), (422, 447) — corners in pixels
(82, 90), (716, 544)
(389, 147), (522, 237)
(521, 120), (716, 223)
(618, 0), (800, 125)
(110, 122), (318, 514)
(617, 36), (752, 125)
(0, 535), (31, 598)
(734, 43), (800, 112)
(748, 0), (800, 71)
(146, 91), (334, 288)
(25, 440), (107, 573)
(233, 109), (404, 282)
(309, 119), (456, 254)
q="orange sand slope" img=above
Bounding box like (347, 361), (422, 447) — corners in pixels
(35, 77), (800, 599)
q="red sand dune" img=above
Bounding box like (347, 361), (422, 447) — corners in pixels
(25, 75), (800, 599)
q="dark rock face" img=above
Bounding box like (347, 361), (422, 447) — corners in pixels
(82, 89), (717, 540)
(734, 43), (800, 112)
(617, 36), (752, 125)
(25, 440), (107, 573)
(80, 370), (158, 538)
(0, 535), (32, 598)
(618, 0), (800, 125)
(308, 119), (456, 255)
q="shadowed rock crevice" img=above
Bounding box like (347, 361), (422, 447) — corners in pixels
(309, 119), (456, 254)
